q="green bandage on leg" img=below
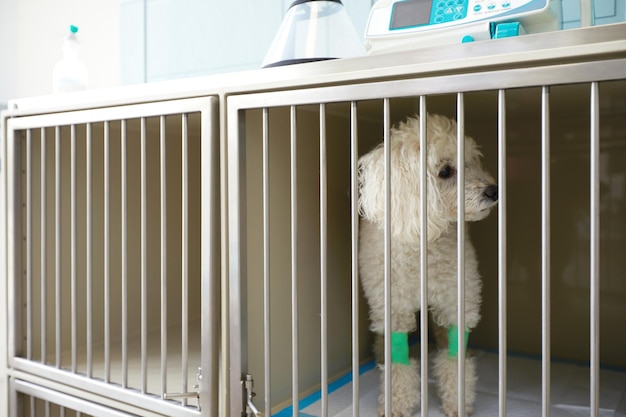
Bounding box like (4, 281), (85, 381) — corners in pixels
(448, 325), (469, 358)
(391, 332), (410, 365)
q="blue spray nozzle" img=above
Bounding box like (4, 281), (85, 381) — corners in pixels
(70, 25), (79, 34)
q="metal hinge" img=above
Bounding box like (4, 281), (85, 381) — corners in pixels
(244, 374), (263, 417)
(164, 367), (202, 410)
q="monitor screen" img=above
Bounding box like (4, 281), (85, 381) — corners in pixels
(390, 0), (433, 29)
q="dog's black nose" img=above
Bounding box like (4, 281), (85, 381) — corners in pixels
(484, 184), (498, 201)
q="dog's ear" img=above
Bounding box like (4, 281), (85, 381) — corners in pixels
(358, 138), (449, 242)
(359, 115), (457, 242)
(358, 142), (387, 225)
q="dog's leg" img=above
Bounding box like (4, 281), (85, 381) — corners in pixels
(431, 318), (477, 417)
(432, 347), (477, 417)
(373, 313), (421, 417)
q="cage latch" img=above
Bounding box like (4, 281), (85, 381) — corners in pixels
(244, 374), (263, 417)
(164, 367), (201, 409)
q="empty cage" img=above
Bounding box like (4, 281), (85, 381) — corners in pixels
(227, 60), (626, 416)
(3, 98), (220, 417)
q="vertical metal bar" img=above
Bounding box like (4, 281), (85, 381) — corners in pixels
(227, 104), (248, 417)
(141, 117), (148, 394)
(86, 123), (93, 378)
(7, 121), (24, 401)
(319, 103), (328, 417)
(121, 119), (128, 388)
(26, 129), (33, 361)
(201, 98), (220, 416)
(589, 82), (600, 417)
(541, 86), (551, 417)
(456, 93), (467, 417)
(498, 90), (508, 417)
(104, 120), (111, 384)
(70, 124), (77, 374)
(160, 115), (168, 399)
(8, 376), (17, 417)
(383, 98), (392, 417)
(418, 98), (429, 417)
(40, 128), (47, 364)
(350, 101), (360, 417)
(181, 113), (190, 406)
(290, 105), (299, 416)
(55, 126), (61, 369)
(262, 107), (271, 417)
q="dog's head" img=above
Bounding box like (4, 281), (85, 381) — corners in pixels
(358, 114), (498, 242)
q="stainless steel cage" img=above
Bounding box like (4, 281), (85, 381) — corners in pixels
(3, 98), (220, 417)
(1, 23), (626, 417)
(227, 59), (626, 417)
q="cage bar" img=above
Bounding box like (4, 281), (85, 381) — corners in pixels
(262, 107), (271, 417)
(40, 127), (47, 365)
(383, 97), (392, 417)
(541, 86), (551, 417)
(418, 97), (429, 417)
(181, 113), (190, 407)
(290, 105), (300, 417)
(121, 118), (128, 388)
(589, 82), (600, 417)
(201, 97), (220, 416)
(71, 124), (77, 374)
(55, 125), (61, 369)
(140, 117), (148, 394)
(26, 129), (33, 361)
(319, 103), (329, 417)
(350, 101), (360, 417)
(160, 115), (168, 399)
(227, 98), (247, 417)
(86, 122), (93, 378)
(497, 89), (508, 417)
(456, 93), (467, 417)
(104, 120), (111, 384)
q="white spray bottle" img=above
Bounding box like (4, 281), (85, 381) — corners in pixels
(53, 25), (88, 93)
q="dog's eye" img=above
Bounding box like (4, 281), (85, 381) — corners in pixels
(438, 165), (454, 179)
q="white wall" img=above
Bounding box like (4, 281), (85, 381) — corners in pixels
(0, 0), (120, 108)
(0, 0), (371, 105)
(121, 0), (375, 85)
(4, 0), (622, 106)
(0, 1), (18, 109)
(562, 0), (625, 29)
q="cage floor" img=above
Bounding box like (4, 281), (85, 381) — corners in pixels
(277, 349), (626, 417)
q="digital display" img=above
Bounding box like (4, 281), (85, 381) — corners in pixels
(390, 0), (433, 29)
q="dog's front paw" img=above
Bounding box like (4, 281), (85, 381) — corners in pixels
(377, 359), (420, 417)
(433, 350), (477, 417)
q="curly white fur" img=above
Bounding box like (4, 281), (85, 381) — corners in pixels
(378, 359), (421, 417)
(358, 114), (497, 417)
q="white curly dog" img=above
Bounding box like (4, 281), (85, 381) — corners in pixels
(359, 114), (498, 417)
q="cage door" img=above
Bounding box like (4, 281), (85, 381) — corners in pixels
(3, 97), (220, 417)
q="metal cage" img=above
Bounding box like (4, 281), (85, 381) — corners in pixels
(1, 23), (626, 417)
(3, 98), (220, 417)
(227, 59), (626, 417)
